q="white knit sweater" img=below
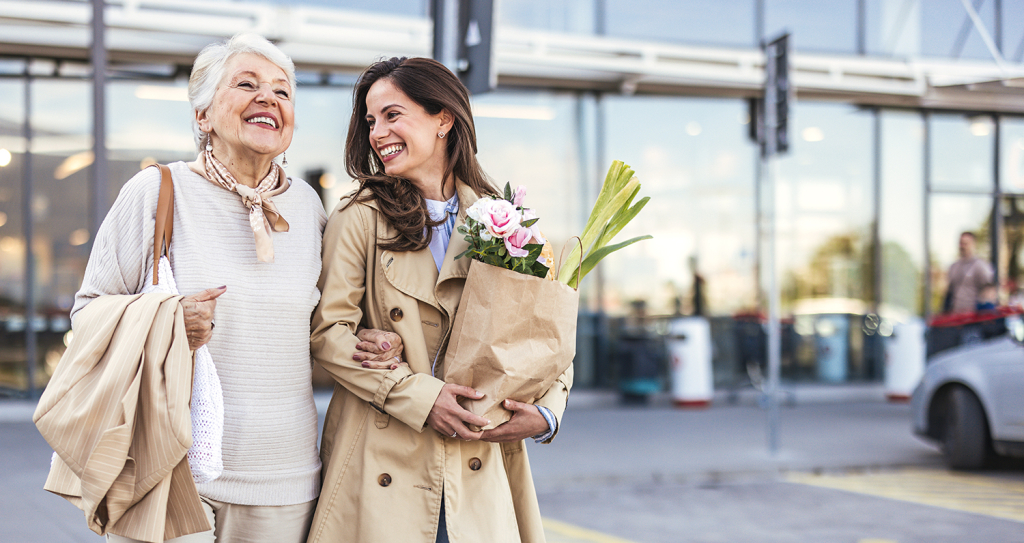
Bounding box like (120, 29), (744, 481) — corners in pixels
(73, 161), (327, 506)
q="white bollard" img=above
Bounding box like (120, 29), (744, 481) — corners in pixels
(667, 317), (714, 408)
(884, 317), (926, 402)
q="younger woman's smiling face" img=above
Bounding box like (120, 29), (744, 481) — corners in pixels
(365, 78), (452, 191)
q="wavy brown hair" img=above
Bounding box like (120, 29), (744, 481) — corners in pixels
(344, 57), (496, 252)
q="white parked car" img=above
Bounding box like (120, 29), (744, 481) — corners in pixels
(911, 315), (1024, 469)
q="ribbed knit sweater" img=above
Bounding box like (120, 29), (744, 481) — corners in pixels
(72, 161), (327, 506)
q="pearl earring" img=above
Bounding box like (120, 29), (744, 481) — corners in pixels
(438, 131), (446, 139)
(281, 152), (288, 167)
(205, 134), (212, 152)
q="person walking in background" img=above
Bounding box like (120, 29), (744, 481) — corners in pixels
(944, 231), (995, 314)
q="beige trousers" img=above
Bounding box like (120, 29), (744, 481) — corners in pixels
(107, 496), (316, 543)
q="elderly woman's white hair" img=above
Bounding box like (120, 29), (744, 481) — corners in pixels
(188, 32), (297, 151)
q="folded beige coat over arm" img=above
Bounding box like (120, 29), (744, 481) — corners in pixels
(33, 293), (209, 543)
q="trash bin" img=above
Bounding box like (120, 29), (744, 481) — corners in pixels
(614, 329), (662, 405)
(815, 314), (849, 383)
(667, 317), (713, 407)
(883, 317), (925, 402)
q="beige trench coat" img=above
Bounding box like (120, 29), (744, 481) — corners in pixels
(307, 181), (572, 543)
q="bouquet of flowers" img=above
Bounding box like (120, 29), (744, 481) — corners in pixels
(444, 163), (650, 431)
(455, 183), (552, 279)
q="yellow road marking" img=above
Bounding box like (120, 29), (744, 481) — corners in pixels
(787, 468), (1024, 523)
(542, 517), (639, 543)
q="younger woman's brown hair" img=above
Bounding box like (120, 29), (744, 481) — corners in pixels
(344, 56), (496, 252)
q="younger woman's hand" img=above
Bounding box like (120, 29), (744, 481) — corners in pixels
(354, 328), (404, 369)
(480, 399), (549, 443)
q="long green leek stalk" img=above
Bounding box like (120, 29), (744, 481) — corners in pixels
(557, 160), (652, 286)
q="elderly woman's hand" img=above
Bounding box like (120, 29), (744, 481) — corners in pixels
(179, 286), (226, 351)
(354, 328), (405, 370)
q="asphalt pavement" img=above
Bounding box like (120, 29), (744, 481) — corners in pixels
(3, 384), (1022, 542)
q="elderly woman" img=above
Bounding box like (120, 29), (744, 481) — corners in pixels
(308, 57), (572, 543)
(72, 33), (400, 542)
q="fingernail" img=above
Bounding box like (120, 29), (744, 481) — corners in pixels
(361, 362), (369, 368)
(390, 364), (398, 370)
(217, 285), (227, 290)
(382, 342), (391, 350)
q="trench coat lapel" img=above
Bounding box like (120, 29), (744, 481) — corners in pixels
(435, 182), (478, 317)
(379, 181), (478, 315)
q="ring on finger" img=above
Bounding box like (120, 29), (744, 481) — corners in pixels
(451, 431), (458, 438)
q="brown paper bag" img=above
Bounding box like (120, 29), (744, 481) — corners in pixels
(443, 258), (579, 431)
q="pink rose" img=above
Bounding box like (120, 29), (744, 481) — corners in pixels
(481, 199), (522, 238)
(512, 185), (527, 207)
(504, 227), (532, 258)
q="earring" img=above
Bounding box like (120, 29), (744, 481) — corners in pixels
(205, 133), (212, 152)
(281, 152), (288, 167)
(438, 131), (446, 139)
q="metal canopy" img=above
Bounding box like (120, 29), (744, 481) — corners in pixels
(4, 0), (1024, 112)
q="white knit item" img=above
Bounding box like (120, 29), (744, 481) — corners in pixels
(142, 255), (224, 484)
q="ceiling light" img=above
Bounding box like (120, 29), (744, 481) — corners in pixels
(0, 148), (10, 167)
(55, 151), (94, 180)
(802, 127), (824, 142)
(135, 85), (189, 102)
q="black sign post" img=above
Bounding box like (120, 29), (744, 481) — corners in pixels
(431, 0), (496, 95)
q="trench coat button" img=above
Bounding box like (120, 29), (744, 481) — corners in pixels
(390, 308), (403, 322)
(468, 457), (482, 471)
(378, 473), (392, 487)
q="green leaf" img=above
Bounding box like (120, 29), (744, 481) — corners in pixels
(503, 182), (512, 202)
(521, 218), (539, 228)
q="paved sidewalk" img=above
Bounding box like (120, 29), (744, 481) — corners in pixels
(0, 384), (943, 542)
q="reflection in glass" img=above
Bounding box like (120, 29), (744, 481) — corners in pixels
(497, 0), (595, 34)
(1001, 117), (1024, 194)
(473, 91), (583, 260)
(928, 194), (993, 313)
(766, 0), (857, 53)
(1004, 0), (1024, 62)
(866, 0), (999, 60)
(603, 96), (757, 317)
(1001, 196), (1024, 304)
(930, 113), (994, 193)
(288, 86), (352, 208)
(879, 111), (925, 317)
(605, 0), (754, 47)
(774, 102), (874, 309)
(0, 80), (25, 391)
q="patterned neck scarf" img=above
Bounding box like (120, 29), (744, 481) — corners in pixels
(203, 148), (290, 263)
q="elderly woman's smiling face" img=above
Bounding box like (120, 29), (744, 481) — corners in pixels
(198, 52), (294, 161)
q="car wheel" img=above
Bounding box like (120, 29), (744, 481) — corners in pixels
(943, 386), (990, 470)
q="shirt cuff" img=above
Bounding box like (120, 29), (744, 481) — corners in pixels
(531, 405), (557, 443)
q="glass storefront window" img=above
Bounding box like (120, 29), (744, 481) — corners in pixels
(605, 0), (754, 47)
(261, 0), (427, 17)
(27, 79), (92, 389)
(498, 0), (596, 34)
(928, 194), (993, 313)
(879, 110), (925, 318)
(930, 113), (994, 193)
(289, 86), (353, 209)
(867, 0), (999, 60)
(1001, 117), (1024, 194)
(766, 0), (858, 54)
(774, 102), (874, 310)
(1004, 0), (1024, 62)
(0, 79), (26, 391)
(602, 96), (758, 317)
(472, 91), (584, 260)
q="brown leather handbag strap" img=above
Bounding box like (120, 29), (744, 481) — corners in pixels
(151, 164), (174, 285)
